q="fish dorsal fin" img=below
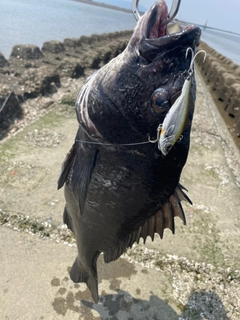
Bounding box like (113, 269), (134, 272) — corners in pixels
(104, 183), (192, 263)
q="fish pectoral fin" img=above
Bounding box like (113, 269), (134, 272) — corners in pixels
(57, 143), (76, 190)
(104, 183), (191, 263)
(73, 148), (99, 215)
(58, 139), (99, 216)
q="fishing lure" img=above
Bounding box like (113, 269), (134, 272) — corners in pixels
(150, 48), (206, 156)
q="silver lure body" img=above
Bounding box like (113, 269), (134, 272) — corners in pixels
(158, 48), (206, 156)
(158, 75), (191, 155)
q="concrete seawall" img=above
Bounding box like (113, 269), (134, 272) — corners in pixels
(196, 41), (240, 143)
(0, 31), (132, 139)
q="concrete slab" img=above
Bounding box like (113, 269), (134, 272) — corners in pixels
(1, 227), (182, 320)
(1, 67), (240, 319)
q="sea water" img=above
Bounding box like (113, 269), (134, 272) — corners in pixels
(0, 0), (135, 58)
(0, 0), (240, 65)
(201, 29), (240, 65)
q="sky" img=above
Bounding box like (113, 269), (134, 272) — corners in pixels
(102, 0), (240, 34)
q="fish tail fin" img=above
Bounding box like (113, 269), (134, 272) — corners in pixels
(70, 256), (99, 303)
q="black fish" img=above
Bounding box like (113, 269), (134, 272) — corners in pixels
(58, 0), (201, 303)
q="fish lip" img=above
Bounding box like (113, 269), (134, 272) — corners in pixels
(143, 0), (169, 39)
(138, 25), (201, 64)
(144, 26), (201, 48)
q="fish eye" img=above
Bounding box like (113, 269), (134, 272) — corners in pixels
(151, 88), (169, 113)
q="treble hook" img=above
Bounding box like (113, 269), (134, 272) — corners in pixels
(132, 0), (182, 26)
(185, 48), (206, 77)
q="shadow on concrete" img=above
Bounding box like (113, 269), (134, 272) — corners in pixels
(80, 289), (230, 320)
(51, 258), (230, 319)
(82, 291), (178, 319)
(180, 290), (230, 320)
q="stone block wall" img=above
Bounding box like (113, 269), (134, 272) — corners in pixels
(0, 31), (132, 137)
(195, 41), (240, 139)
(1, 31), (239, 142)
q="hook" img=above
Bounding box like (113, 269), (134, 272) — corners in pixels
(132, 0), (141, 21)
(185, 48), (206, 76)
(132, 0), (182, 26)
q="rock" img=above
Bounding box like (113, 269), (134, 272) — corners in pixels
(10, 45), (43, 60)
(225, 84), (240, 119)
(229, 62), (239, 71)
(0, 52), (9, 67)
(196, 41), (240, 142)
(82, 51), (101, 69)
(210, 64), (226, 91)
(215, 73), (236, 101)
(41, 71), (61, 96)
(57, 58), (84, 79)
(200, 55), (216, 76)
(42, 41), (65, 54)
(97, 47), (112, 63)
(98, 33), (110, 42)
(0, 31), (133, 141)
(63, 38), (81, 49)
(19, 66), (61, 99)
(0, 90), (23, 138)
(89, 34), (100, 43)
(234, 67), (240, 77)
(79, 35), (92, 45)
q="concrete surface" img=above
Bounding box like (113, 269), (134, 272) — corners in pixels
(1, 67), (240, 320)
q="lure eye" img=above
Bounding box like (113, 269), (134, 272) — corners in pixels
(151, 88), (169, 113)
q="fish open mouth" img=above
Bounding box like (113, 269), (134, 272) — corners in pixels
(145, 0), (169, 39)
(135, 0), (201, 62)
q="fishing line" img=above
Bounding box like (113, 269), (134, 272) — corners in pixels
(74, 139), (151, 147)
(0, 90), (14, 113)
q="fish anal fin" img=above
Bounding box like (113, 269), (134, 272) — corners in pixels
(140, 219), (148, 244)
(58, 143), (76, 190)
(170, 194), (186, 225)
(148, 214), (155, 241)
(158, 183), (191, 233)
(103, 183), (191, 264)
(162, 201), (175, 234)
(136, 226), (142, 244)
(155, 209), (164, 239)
(175, 184), (192, 205)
